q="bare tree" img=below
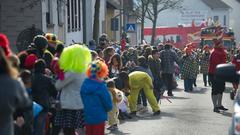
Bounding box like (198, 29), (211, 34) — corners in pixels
(135, 0), (151, 44)
(146, 0), (182, 45)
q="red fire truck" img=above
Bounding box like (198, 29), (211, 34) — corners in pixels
(144, 25), (203, 49)
(200, 26), (235, 50)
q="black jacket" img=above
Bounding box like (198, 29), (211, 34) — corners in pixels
(148, 56), (163, 90)
(0, 75), (31, 135)
(32, 73), (57, 110)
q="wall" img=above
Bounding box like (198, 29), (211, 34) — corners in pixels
(0, 0), (42, 52)
(83, 0), (106, 44)
(222, 0), (240, 43)
(99, 0), (106, 34)
(106, 7), (115, 41)
(144, 0), (210, 27)
(41, 0), (65, 42)
(210, 9), (229, 26)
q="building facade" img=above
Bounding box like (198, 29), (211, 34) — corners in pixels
(0, 0), (139, 51)
(0, 0), (109, 52)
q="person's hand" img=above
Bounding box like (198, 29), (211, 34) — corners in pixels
(45, 68), (52, 77)
(16, 117), (25, 127)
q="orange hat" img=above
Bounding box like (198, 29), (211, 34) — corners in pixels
(86, 60), (109, 79)
(45, 33), (57, 44)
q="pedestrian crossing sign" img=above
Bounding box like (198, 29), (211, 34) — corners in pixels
(126, 23), (136, 32)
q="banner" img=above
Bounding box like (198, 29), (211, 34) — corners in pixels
(180, 10), (208, 25)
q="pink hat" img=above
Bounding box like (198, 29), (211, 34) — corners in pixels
(0, 33), (11, 57)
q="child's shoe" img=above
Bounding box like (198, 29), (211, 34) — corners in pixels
(107, 124), (118, 131)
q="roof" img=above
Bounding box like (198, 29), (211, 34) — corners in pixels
(107, 0), (120, 9)
(201, 0), (231, 9)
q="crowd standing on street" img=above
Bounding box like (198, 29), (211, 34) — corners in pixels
(0, 28), (237, 135)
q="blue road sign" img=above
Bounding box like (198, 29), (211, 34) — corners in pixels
(126, 23), (136, 32)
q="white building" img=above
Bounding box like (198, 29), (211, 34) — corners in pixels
(41, 0), (107, 46)
(222, 0), (240, 43)
(144, 0), (231, 42)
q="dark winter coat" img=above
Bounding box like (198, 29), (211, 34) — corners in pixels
(32, 73), (57, 110)
(0, 75), (31, 135)
(200, 52), (210, 74)
(160, 48), (179, 74)
(181, 54), (198, 79)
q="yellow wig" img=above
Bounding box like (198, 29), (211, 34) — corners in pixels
(59, 44), (92, 73)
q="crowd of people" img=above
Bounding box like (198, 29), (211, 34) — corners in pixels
(0, 31), (238, 135)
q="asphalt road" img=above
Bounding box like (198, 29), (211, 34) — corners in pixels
(106, 75), (234, 135)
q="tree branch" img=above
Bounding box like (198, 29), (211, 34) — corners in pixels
(146, 8), (154, 21)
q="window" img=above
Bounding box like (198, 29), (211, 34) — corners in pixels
(223, 15), (226, 26)
(213, 16), (219, 23)
(67, 0), (81, 32)
(176, 35), (181, 42)
(46, 0), (53, 25)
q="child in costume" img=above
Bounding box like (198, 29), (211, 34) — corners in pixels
(81, 60), (112, 135)
(117, 93), (132, 120)
(119, 71), (160, 116)
(55, 44), (91, 135)
(106, 80), (123, 130)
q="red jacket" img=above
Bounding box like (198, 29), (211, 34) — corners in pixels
(208, 48), (227, 74)
(121, 38), (126, 51)
(232, 54), (240, 71)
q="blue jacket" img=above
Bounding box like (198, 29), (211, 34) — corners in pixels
(80, 78), (112, 124)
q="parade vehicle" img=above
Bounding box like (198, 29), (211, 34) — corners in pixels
(215, 64), (240, 135)
(200, 26), (235, 50)
(144, 24), (235, 50)
(144, 25), (202, 49)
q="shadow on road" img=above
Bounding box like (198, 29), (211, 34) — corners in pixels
(186, 87), (208, 94)
(106, 129), (131, 135)
(119, 111), (175, 123)
(172, 88), (184, 92)
(224, 87), (233, 93)
(221, 111), (233, 118)
(167, 96), (190, 100)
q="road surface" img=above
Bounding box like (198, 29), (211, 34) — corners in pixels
(106, 75), (233, 135)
